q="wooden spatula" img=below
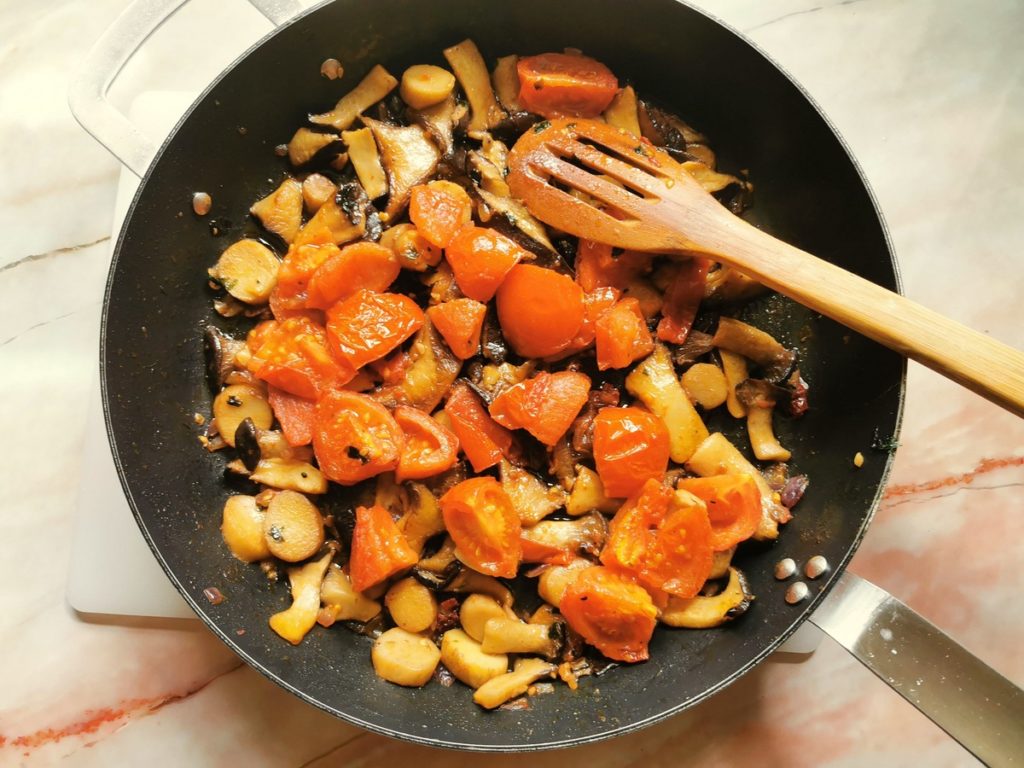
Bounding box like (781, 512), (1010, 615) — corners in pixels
(507, 118), (1024, 417)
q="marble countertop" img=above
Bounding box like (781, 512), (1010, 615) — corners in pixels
(2, 0), (1022, 765)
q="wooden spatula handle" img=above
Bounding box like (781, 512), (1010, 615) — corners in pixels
(717, 216), (1024, 417)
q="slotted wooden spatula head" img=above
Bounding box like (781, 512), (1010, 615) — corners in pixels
(507, 118), (730, 257)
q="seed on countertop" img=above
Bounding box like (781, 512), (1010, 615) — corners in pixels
(192, 191), (212, 216)
(321, 58), (344, 80)
(785, 582), (809, 605)
(203, 587), (225, 605)
(804, 555), (829, 580)
(853, 451), (865, 468)
(774, 558), (796, 580)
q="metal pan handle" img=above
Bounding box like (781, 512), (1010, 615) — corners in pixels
(68, 0), (303, 177)
(811, 571), (1024, 766)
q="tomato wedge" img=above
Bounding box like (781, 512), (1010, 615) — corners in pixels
(440, 477), (522, 578)
(601, 478), (714, 599)
(517, 53), (619, 119)
(444, 382), (517, 472)
(267, 385), (315, 446)
(312, 390), (403, 484)
(488, 371), (591, 446)
(677, 474), (761, 551)
(394, 405), (460, 481)
(306, 241), (400, 310)
(559, 566), (658, 663)
(409, 182), (473, 248)
(271, 238), (340, 316)
(592, 406), (670, 498)
(245, 317), (354, 399)
(575, 240), (651, 292)
(444, 226), (527, 302)
(326, 290), (424, 370)
(594, 297), (654, 370)
(496, 265), (584, 358)
(349, 504), (419, 592)
(426, 298), (487, 359)
(656, 257), (710, 344)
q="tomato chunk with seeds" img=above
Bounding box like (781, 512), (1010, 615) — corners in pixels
(267, 385), (315, 446)
(488, 371), (591, 446)
(444, 226), (527, 302)
(394, 405), (460, 481)
(245, 317), (354, 399)
(313, 390), (403, 484)
(271, 239), (340, 315)
(409, 182), (473, 248)
(426, 298), (487, 359)
(594, 297), (653, 370)
(440, 477), (521, 578)
(326, 290), (424, 370)
(349, 504), (419, 592)
(559, 566), (657, 663)
(444, 382), (517, 472)
(496, 265), (584, 359)
(592, 406), (669, 498)
(517, 53), (619, 119)
(677, 474), (761, 551)
(601, 479), (714, 599)
(306, 241), (400, 310)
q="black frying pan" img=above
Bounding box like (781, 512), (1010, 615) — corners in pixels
(94, 0), (904, 750)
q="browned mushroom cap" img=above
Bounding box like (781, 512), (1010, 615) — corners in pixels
(363, 117), (442, 219)
(203, 326), (245, 392)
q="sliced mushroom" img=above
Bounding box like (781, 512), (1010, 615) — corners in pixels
(443, 39), (506, 133)
(472, 657), (557, 710)
(234, 418), (315, 472)
(408, 94), (464, 158)
(321, 564), (382, 622)
(709, 546), (736, 580)
(250, 178), (303, 244)
(520, 512), (607, 560)
(286, 127), (341, 166)
(672, 329), (716, 367)
(310, 64), (399, 131)
(372, 319), (461, 412)
(208, 239), (280, 305)
(441, 628), (508, 689)
(301, 173), (339, 214)
(736, 379), (792, 462)
(460, 594), (517, 642)
(603, 85), (641, 137)
(566, 465), (620, 516)
(269, 551), (332, 644)
(221, 495), (271, 562)
(363, 118), (442, 218)
(399, 64), (456, 109)
(262, 490), (325, 562)
(659, 567), (754, 628)
(396, 482), (445, 555)
(342, 127), (388, 200)
(490, 55), (521, 112)
(249, 458), (327, 495)
(712, 317), (796, 384)
(372, 627), (441, 687)
(412, 536), (462, 590)
(537, 557), (592, 608)
(203, 327), (245, 392)
(475, 187), (556, 255)
(704, 264), (766, 305)
(500, 459), (565, 526)
(447, 569), (514, 608)
(213, 384), (273, 448)
(480, 616), (565, 659)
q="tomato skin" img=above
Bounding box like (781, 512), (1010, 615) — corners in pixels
(592, 406), (670, 498)
(517, 53), (619, 119)
(394, 405), (460, 481)
(496, 265), (585, 358)
(245, 317), (354, 399)
(656, 258), (709, 344)
(444, 382), (517, 472)
(444, 226), (527, 302)
(559, 566), (658, 663)
(306, 241), (400, 310)
(267, 385), (315, 446)
(326, 290), (425, 370)
(594, 297), (654, 370)
(488, 371), (592, 446)
(349, 504), (419, 592)
(409, 183), (473, 248)
(601, 479), (714, 599)
(677, 474), (761, 551)
(312, 390), (403, 484)
(426, 298), (487, 360)
(575, 240), (652, 292)
(271, 239), (340, 315)
(440, 477), (522, 578)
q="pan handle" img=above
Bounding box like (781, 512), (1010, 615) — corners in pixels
(810, 571), (1024, 766)
(68, 0), (303, 177)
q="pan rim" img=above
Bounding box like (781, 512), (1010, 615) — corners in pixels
(98, 0), (907, 751)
